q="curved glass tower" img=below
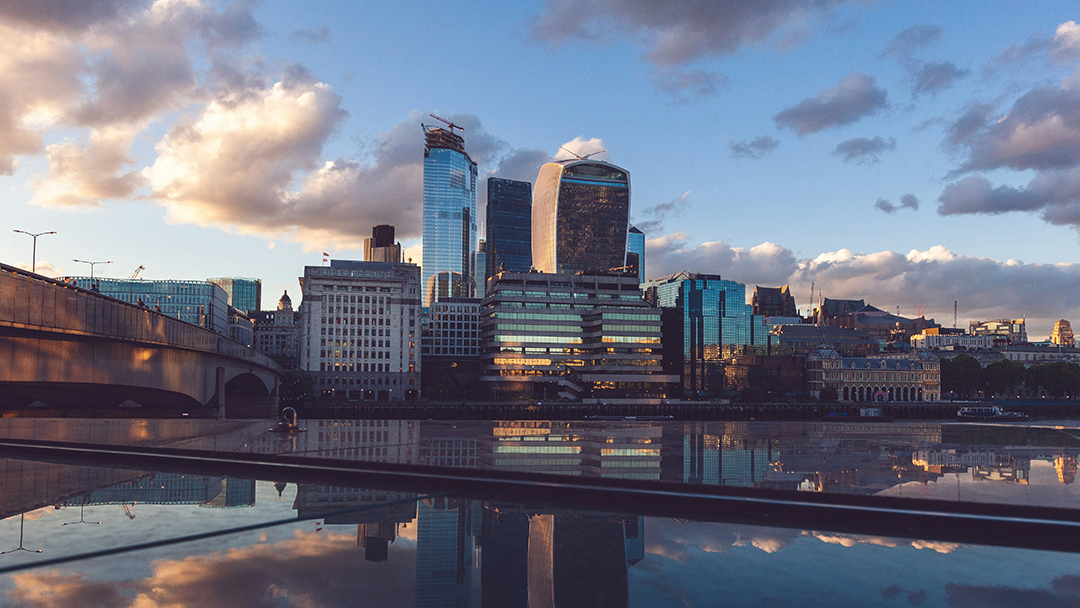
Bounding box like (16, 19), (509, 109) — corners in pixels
(532, 160), (630, 274)
(422, 127), (478, 306)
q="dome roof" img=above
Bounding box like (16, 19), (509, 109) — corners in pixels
(277, 290), (292, 310)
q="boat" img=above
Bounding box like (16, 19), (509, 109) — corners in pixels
(956, 405), (1028, 422)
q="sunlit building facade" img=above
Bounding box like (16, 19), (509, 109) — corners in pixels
(422, 126), (478, 306)
(298, 260), (421, 401)
(61, 277), (229, 334)
(532, 160), (630, 274)
(1051, 319), (1075, 347)
(627, 224), (645, 283)
(206, 277), (261, 314)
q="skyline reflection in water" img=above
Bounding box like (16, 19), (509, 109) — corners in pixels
(0, 418), (1076, 606)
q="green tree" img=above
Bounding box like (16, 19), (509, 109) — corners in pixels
(983, 359), (1027, 397)
(941, 354), (984, 399)
(1027, 362), (1080, 398)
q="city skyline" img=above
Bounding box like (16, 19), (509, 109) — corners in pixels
(1, 1), (1079, 337)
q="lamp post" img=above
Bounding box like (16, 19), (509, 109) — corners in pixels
(12, 230), (56, 274)
(72, 259), (112, 288)
(0, 513), (43, 554)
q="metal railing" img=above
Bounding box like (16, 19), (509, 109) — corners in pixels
(0, 263), (282, 372)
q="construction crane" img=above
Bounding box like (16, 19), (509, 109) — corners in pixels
(119, 504), (135, 519)
(558, 146), (606, 161)
(128, 265), (144, 280)
(428, 114), (464, 134)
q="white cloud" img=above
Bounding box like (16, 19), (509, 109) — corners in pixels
(553, 136), (608, 162)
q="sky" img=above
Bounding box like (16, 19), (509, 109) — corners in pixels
(1, 0), (1079, 338)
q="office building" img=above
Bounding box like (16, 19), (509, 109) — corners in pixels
(752, 285), (797, 318)
(298, 260), (421, 400)
(206, 277), (262, 314)
(822, 303), (939, 345)
(475, 239), (488, 297)
(627, 224), (645, 283)
(486, 177), (533, 278)
(805, 347), (941, 402)
(252, 290), (301, 369)
(364, 224), (403, 263)
(421, 297), (482, 400)
(227, 307), (254, 347)
(532, 159), (630, 274)
(910, 327), (993, 351)
(480, 271), (677, 401)
(1051, 319), (1075, 347)
(61, 277), (229, 334)
(422, 125), (478, 306)
(771, 324), (877, 356)
(970, 319), (1028, 346)
(415, 497), (475, 608)
(426, 270), (467, 303)
(643, 272), (769, 398)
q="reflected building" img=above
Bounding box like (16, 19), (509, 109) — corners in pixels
(416, 497), (477, 608)
(527, 513), (635, 608)
(87, 474), (253, 507)
(482, 421), (663, 480)
(486, 177), (532, 279)
(423, 125), (478, 306)
(532, 160), (630, 274)
(479, 504), (529, 608)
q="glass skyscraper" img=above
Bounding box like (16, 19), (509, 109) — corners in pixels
(61, 277), (229, 334)
(643, 273), (768, 397)
(422, 126), (478, 306)
(206, 277), (261, 314)
(627, 224), (645, 283)
(532, 160), (630, 274)
(486, 177), (532, 277)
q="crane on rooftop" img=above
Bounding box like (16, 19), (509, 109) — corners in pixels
(428, 113), (464, 134)
(128, 265), (144, 280)
(558, 146), (606, 161)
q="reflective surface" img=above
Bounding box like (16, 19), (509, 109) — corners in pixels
(0, 417), (1076, 607)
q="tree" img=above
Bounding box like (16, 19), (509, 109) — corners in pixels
(1027, 362), (1080, 398)
(941, 354), (983, 399)
(983, 359), (1027, 397)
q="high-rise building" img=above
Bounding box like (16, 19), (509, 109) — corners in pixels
(207, 277), (262, 314)
(298, 259), (421, 401)
(627, 224), (645, 283)
(364, 224), (403, 263)
(532, 160), (630, 274)
(643, 272), (769, 398)
(474, 239), (488, 297)
(486, 177), (532, 277)
(422, 126), (478, 306)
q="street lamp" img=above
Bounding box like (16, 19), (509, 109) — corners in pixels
(12, 230), (56, 274)
(72, 259), (112, 287)
(0, 513), (43, 554)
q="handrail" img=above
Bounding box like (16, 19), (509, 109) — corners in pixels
(0, 262), (283, 373)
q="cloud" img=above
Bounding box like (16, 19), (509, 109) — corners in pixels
(945, 102), (994, 148)
(13, 261), (62, 278)
(290, 25), (332, 44)
(31, 125), (146, 207)
(0, 0), (147, 32)
(833, 136), (896, 163)
(880, 24), (943, 60)
(530, 0), (855, 67)
(634, 190), (691, 233)
(774, 73), (888, 136)
(491, 147), (548, 184)
(646, 235), (1080, 336)
(553, 136), (608, 162)
(874, 193), (919, 213)
(983, 21), (1080, 78)
(911, 61), (969, 98)
(1051, 21), (1080, 63)
(5, 530), (418, 608)
(729, 135), (780, 159)
(651, 67), (727, 100)
(944, 573), (1080, 608)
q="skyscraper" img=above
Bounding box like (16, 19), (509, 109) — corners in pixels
(422, 125), (478, 306)
(364, 224), (402, 263)
(486, 177), (532, 277)
(627, 224), (645, 283)
(532, 160), (630, 274)
(206, 277), (262, 314)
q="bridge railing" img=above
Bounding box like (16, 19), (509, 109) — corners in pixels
(0, 263), (283, 373)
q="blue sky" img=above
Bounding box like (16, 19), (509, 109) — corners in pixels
(2, 0), (1079, 337)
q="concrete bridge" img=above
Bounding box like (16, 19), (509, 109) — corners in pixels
(0, 263), (284, 414)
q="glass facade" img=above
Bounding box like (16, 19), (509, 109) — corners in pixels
(62, 277), (229, 333)
(627, 225), (645, 284)
(422, 128), (478, 307)
(486, 177), (532, 277)
(643, 273), (769, 397)
(206, 277), (261, 314)
(532, 161), (630, 275)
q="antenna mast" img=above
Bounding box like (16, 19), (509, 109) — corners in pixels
(954, 301), (957, 329)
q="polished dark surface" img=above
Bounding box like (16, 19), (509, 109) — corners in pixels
(0, 417), (1076, 607)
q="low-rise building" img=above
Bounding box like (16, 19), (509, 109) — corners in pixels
(970, 318), (1027, 346)
(911, 327), (994, 350)
(771, 325), (878, 356)
(806, 347), (941, 402)
(252, 290), (301, 369)
(1001, 344), (1080, 365)
(421, 297), (482, 399)
(61, 277), (229, 334)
